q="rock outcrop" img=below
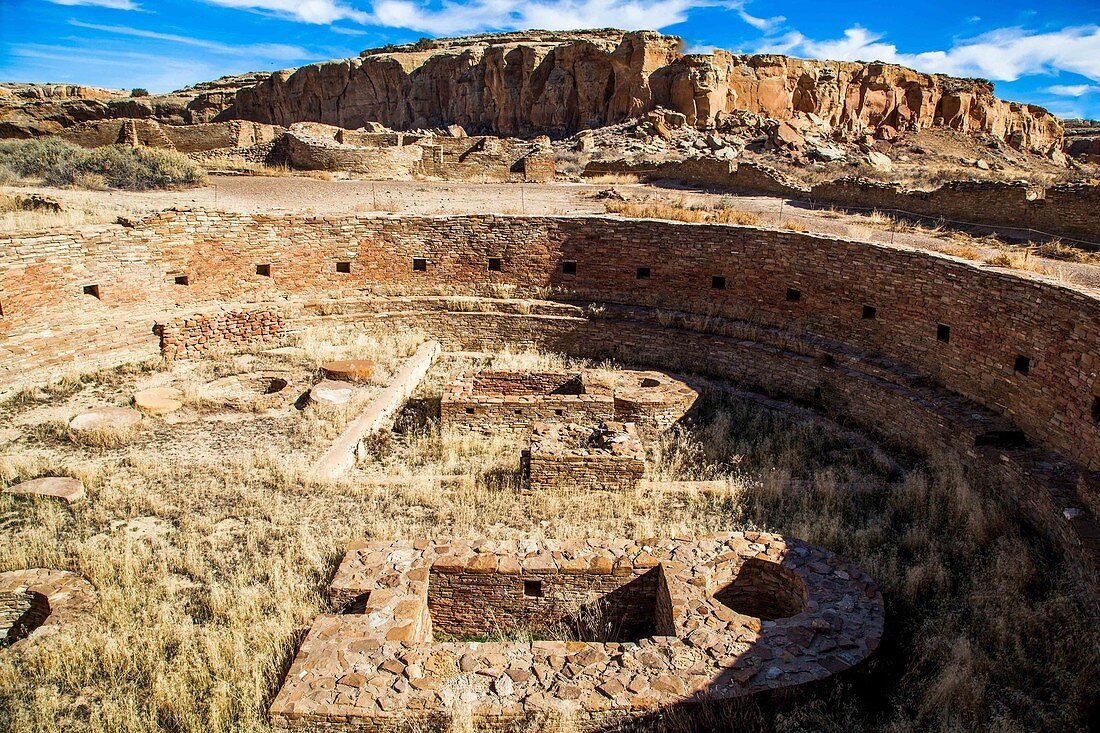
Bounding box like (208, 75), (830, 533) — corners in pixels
(0, 29), (1065, 153)
(0, 73), (269, 139)
(231, 30), (1063, 153)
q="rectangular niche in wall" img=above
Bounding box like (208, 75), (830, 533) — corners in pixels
(413, 257), (427, 272)
(83, 284), (101, 299)
(711, 276), (727, 290)
(487, 257), (503, 272)
(562, 260), (577, 275)
(336, 261), (351, 274)
(1014, 355), (1031, 375)
(786, 287), (801, 302)
(255, 264), (271, 277)
(523, 580), (543, 597)
(636, 267), (651, 280)
(862, 305), (877, 320)
(174, 275), (190, 286)
(937, 324), (951, 343)
(1092, 396), (1100, 424)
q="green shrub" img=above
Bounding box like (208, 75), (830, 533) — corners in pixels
(0, 138), (205, 190)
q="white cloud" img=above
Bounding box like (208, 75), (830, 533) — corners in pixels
(201, 0), (370, 24)
(757, 25), (1100, 83)
(46, 0), (139, 9)
(69, 19), (313, 59)
(1043, 84), (1100, 96)
(737, 8), (783, 32)
(367, 0), (726, 36)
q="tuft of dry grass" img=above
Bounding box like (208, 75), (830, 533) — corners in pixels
(583, 173), (640, 185)
(782, 219), (809, 232)
(1036, 239), (1100, 263)
(983, 249), (1042, 271)
(605, 200), (761, 226)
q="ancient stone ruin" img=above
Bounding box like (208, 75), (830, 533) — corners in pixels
(524, 421), (646, 493)
(269, 534), (884, 730)
(0, 569), (96, 650)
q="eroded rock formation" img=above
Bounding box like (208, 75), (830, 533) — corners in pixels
(231, 30), (1063, 153)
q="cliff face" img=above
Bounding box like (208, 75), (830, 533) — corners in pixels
(230, 30), (1063, 153)
(0, 73), (270, 139)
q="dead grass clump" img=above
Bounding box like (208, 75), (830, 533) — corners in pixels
(983, 249), (1042, 271)
(934, 243), (982, 260)
(1036, 239), (1100, 263)
(782, 219), (809, 232)
(605, 200), (760, 226)
(584, 173), (640, 185)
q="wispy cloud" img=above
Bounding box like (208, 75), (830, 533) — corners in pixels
(1043, 84), (1100, 96)
(367, 0), (730, 36)
(46, 0), (140, 9)
(200, 0), (370, 24)
(68, 19), (314, 60)
(757, 25), (1100, 83)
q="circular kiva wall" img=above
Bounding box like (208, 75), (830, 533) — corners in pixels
(0, 211), (1098, 602)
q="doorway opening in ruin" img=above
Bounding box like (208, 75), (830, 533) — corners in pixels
(428, 566), (671, 643)
(713, 558), (808, 621)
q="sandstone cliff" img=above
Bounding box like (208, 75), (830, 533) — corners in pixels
(0, 73), (269, 139)
(230, 30), (1063, 153)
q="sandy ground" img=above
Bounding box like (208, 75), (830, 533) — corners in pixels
(5, 175), (1099, 289)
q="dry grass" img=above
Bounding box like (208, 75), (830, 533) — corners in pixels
(0, 192), (114, 232)
(782, 219), (809, 232)
(983, 248), (1043, 272)
(583, 173), (641, 185)
(605, 199), (761, 226)
(1036, 239), (1100, 263)
(203, 160), (334, 181)
(0, 340), (1095, 733)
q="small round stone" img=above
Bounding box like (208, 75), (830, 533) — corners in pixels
(321, 359), (376, 382)
(310, 379), (357, 408)
(69, 407), (142, 445)
(4, 476), (85, 504)
(133, 386), (183, 415)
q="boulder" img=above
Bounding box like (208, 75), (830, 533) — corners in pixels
(866, 151), (893, 170)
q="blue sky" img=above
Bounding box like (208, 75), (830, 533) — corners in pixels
(1, 0), (1098, 119)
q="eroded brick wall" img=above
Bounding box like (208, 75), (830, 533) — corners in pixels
(157, 309), (286, 359)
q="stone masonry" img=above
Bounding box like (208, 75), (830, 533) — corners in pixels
(269, 534), (884, 732)
(524, 421), (646, 493)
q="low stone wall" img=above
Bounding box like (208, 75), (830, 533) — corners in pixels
(583, 158), (807, 197)
(158, 309), (286, 360)
(441, 371), (616, 435)
(525, 421), (646, 493)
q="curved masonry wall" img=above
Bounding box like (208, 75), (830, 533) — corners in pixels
(0, 212), (1097, 604)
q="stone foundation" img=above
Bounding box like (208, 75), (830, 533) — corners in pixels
(525, 421), (646, 493)
(271, 534), (883, 731)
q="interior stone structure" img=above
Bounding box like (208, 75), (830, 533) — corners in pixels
(199, 370), (301, 411)
(441, 369), (698, 436)
(0, 211), (1096, 610)
(524, 421), (646, 493)
(269, 534), (884, 731)
(0, 569), (97, 650)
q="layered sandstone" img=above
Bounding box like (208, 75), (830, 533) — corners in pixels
(231, 30), (1063, 152)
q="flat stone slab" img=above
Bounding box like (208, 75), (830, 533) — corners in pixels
(320, 359), (376, 382)
(4, 477), (85, 503)
(133, 386), (183, 415)
(68, 407), (142, 442)
(309, 379), (357, 408)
